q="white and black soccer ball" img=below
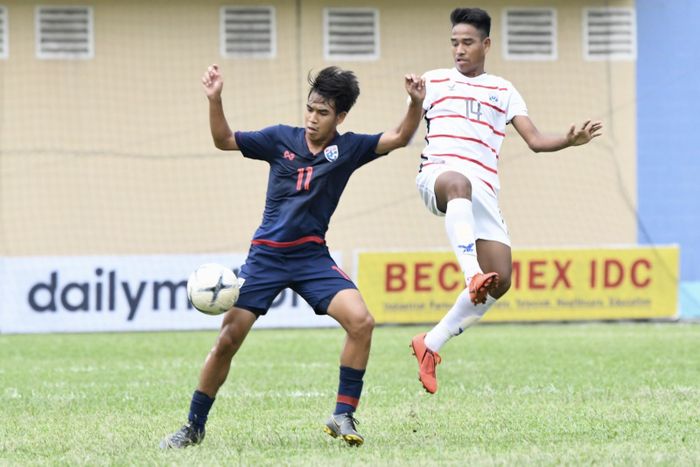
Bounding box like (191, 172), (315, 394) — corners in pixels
(186, 263), (240, 315)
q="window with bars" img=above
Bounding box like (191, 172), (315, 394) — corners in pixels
(35, 5), (93, 59)
(503, 8), (557, 61)
(583, 7), (636, 61)
(0, 6), (7, 59)
(324, 8), (379, 61)
(220, 6), (276, 59)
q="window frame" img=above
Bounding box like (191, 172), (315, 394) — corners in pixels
(583, 6), (637, 61)
(0, 6), (8, 59)
(502, 7), (557, 61)
(323, 7), (380, 61)
(35, 5), (94, 60)
(219, 5), (277, 59)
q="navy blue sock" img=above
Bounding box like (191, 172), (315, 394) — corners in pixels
(334, 366), (365, 415)
(188, 390), (215, 431)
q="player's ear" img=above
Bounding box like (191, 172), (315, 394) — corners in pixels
(335, 111), (347, 126)
(483, 36), (491, 52)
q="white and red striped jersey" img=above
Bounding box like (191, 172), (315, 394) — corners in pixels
(420, 68), (528, 191)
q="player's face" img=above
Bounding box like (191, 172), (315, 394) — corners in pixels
(451, 23), (490, 77)
(305, 92), (347, 143)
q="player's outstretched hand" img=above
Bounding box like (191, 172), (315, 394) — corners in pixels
(202, 64), (224, 100)
(405, 74), (426, 104)
(567, 120), (603, 146)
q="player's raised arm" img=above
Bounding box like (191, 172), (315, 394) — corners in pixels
(375, 74), (426, 155)
(202, 64), (239, 151)
(511, 115), (603, 153)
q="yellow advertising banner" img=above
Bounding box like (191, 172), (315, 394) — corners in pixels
(356, 246), (679, 323)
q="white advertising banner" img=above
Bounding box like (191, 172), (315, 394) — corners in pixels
(0, 254), (340, 334)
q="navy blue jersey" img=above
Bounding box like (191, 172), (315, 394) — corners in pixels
(235, 125), (384, 247)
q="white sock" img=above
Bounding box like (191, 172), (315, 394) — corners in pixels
(424, 291), (497, 352)
(445, 199), (481, 280)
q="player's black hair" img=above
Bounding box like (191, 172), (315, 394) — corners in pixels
(450, 7), (491, 38)
(307, 66), (360, 115)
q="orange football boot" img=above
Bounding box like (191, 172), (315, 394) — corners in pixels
(410, 333), (442, 394)
(468, 272), (499, 305)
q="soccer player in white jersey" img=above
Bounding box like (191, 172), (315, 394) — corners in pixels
(411, 7), (602, 394)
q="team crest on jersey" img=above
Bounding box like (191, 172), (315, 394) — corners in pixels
(324, 145), (339, 162)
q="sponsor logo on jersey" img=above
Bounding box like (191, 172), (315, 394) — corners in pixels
(324, 145), (339, 162)
(283, 150), (296, 161)
(489, 94), (499, 103)
(459, 243), (475, 254)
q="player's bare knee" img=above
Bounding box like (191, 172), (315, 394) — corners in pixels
(435, 172), (472, 208)
(347, 311), (374, 340)
(358, 312), (375, 336)
(364, 312), (375, 333)
(213, 327), (242, 358)
(492, 274), (511, 299)
(444, 179), (471, 201)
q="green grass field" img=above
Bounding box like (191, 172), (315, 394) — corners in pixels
(1, 323), (699, 465)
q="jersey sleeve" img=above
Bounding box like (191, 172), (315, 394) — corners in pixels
(234, 125), (280, 162)
(421, 71), (439, 112)
(354, 132), (385, 167)
(506, 85), (528, 123)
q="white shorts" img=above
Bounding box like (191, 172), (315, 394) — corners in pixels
(415, 164), (511, 246)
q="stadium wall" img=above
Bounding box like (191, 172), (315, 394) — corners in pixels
(3, 0), (680, 330)
(637, 0), (700, 318)
(0, 0), (636, 254)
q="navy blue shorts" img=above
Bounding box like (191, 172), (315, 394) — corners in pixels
(235, 242), (356, 316)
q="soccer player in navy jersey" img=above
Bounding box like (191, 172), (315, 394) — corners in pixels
(160, 64), (425, 448)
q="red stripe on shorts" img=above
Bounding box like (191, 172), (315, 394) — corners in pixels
(332, 266), (351, 281)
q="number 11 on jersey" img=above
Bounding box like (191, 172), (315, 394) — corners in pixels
(296, 167), (313, 191)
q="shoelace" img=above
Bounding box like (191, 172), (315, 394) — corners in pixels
(173, 426), (192, 442)
(336, 413), (360, 430)
(422, 349), (442, 369)
(175, 423), (201, 442)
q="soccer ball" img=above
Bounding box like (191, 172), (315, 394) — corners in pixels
(187, 263), (240, 315)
